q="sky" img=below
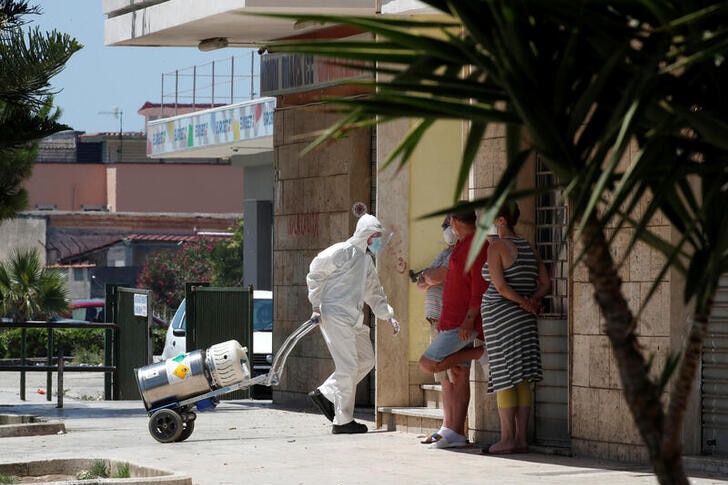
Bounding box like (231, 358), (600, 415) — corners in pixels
(31, 0), (252, 133)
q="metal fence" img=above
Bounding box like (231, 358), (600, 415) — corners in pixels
(160, 51), (261, 117)
(0, 321), (118, 407)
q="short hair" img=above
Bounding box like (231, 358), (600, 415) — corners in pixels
(496, 202), (520, 228)
(450, 203), (477, 225)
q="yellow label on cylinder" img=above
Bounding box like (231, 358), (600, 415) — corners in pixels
(173, 364), (190, 379)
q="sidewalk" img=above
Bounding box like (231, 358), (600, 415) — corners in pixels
(0, 373), (726, 485)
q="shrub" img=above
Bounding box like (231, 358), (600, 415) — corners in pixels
(0, 326), (167, 360)
(152, 326), (166, 356)
(0, 327), (105, 360)
(77, 460), (109, 480)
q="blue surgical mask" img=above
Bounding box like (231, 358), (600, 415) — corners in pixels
(368, 237), (383, 254)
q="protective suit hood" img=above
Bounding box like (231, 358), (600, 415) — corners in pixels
(348, 214), (384, 251)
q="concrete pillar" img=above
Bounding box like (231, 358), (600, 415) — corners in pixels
(243, 199), (272, 291)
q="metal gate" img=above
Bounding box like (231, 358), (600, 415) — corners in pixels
(533, 156), (571, 448)
(702, 274), (728, 456)
(107, 285), (152, 400)
(186, 286), (254, 399)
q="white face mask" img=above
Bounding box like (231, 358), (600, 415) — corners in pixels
(443, 227), (458, 246)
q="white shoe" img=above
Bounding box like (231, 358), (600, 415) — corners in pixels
(428, 437), (468, 449)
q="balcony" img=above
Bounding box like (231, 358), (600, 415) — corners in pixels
(103, 0), (379, 48)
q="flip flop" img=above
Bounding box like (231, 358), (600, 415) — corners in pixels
(420, 432), (442, 444)
(428, 437), (468, 449)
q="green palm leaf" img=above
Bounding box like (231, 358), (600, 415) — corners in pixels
(261, 2), (728, 480)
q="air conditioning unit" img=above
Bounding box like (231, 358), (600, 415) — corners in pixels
(81, 205), (108, 212)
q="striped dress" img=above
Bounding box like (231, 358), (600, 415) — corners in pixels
(481, 236), (543, 393)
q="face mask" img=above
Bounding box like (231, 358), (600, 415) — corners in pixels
(443, 227), (458, 246)
(368, 236), (383, 254)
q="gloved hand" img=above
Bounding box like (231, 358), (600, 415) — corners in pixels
(310, 310), (321, 323)
(389, 318), (400, 336)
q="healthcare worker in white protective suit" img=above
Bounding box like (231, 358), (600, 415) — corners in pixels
(306, 213), (400, 434)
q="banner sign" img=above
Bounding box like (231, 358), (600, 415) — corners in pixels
(147, 97), (276, 157)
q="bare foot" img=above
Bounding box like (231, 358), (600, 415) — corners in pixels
(514, 442), (529, 453)
(487, 441), (515, 454)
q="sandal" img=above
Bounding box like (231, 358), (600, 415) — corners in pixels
(420, 432), (442, 444)
(429, 437), (468, 449)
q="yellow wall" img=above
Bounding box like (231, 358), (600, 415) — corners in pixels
(407, 120), (463, 361)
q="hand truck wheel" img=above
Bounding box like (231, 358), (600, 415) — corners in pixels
(149, 408), (184, 443)
(175, 411), (196, 442)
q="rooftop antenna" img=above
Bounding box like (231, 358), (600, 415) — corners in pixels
(98, 106), (123, 162)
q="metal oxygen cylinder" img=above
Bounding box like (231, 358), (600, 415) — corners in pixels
(137, 340), (250, 410)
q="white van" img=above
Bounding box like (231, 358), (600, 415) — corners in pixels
(160, 290), (273, 398)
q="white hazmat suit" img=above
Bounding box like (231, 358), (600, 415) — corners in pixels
(307, 214), (395, 426)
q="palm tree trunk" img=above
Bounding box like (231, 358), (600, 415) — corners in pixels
(662, 303), (712, 482)
(580, 215), (688, 485)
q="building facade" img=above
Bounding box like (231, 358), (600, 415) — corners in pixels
(102, 0), (726, 466)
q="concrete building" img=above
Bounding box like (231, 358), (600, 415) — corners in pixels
(0, 215), (47, 263)
(26, 159), (244, 214)
(0, 211), (239, 299)
(8, 123), (246, 295)
(102, 0), (727, 466)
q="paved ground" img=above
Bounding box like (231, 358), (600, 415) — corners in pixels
(0, 371), (726, 485)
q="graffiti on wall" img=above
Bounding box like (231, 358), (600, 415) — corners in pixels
(384, 223), (408, 275)
(288, 212), (319, 237)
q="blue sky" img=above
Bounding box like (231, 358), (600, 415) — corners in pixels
(31, 0), (250, 133)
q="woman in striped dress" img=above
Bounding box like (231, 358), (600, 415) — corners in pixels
(481, 202), (551, 455)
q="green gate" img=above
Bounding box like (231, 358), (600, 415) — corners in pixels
(186, 286), (253, 399)
(107, 285), (152, 400)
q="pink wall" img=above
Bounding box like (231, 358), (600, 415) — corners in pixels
(113, 164), (243, 213)
(25, 164), (107, 210)
(25, 163), (244, 214)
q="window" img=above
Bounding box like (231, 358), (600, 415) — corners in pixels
(73, 268), (85, 281)
(535, 155), (568, 318)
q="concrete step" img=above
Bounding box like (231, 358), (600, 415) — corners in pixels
(0, 414), (66, 437)
(422, 383), (442, 408)
(377, 383), (444, 435)
(378, 406), (443, 436)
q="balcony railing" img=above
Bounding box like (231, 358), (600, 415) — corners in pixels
(159, 51), (260, 117)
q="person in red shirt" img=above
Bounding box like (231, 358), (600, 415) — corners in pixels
(419, 206), (489, 448)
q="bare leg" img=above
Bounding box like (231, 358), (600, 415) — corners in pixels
(419, 347), (483, 374)
(431, 346), (484, 373)
(489, 406), (516, 453)
(514, 406), (530, 451)
(440, 377), (454, 432)
(420, 355), (453, 442)
(448, 365), (470, 437)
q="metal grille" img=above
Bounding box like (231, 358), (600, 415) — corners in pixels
(533, 155), (570, 449)
(702, 274), (728, 456)
(535, 155), (569, 319)
(186, 286), (253, 400)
